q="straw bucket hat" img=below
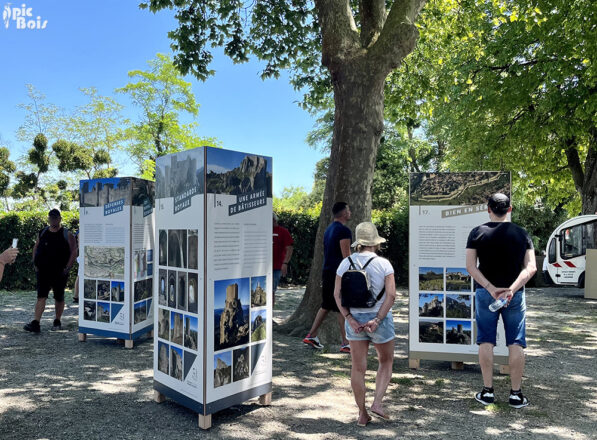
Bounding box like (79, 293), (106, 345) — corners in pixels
(351, 222), (386, 248)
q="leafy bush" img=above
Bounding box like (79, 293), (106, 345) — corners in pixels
(0, 211), (79, 291)
(275, 210), (318, 285)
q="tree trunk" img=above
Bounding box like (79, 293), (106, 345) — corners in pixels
(565, 132), (597, 215)
(280, 64), (385, 343)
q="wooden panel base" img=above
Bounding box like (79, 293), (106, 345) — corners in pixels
(451, 361), (464, 371)
(154, 390), (166, 403)
(408, 358), (420, 369)
(124, 339), (134, 349)
(499, 364), (510, 375)
(198, 414), (212, 430)
(259, 392), (272, 405)
(78, 333), (86, 342)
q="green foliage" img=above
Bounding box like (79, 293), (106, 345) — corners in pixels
(511, 200), (568, 252)
(0, 211), (79, 291)
(117, 53), (218, 177)
(372, 205), (410, 286)
(0, 147), (16, 197)
(52, 139), (94, 173)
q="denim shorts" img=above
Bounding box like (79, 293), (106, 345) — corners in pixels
(272, 270), (281, 292)
(345, 312), (395, 344)
(475, 288), (526, 348)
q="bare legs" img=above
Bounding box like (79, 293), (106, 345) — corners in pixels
(307, 308), (348, 345)
(33, 298), (65, 322)
(349, 339), (395, 425)
(478, 342), (525, 390)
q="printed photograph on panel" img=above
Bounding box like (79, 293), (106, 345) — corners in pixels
(250, 276), (267, 308)
(250, 342), (266, 375)
(168, 230), (187, 268)
(131, 178), (155, 207)
(419, 320), (444, 343)
(155, 148), (204, 199)
(214, 278), (250, 351)
(111, 281), (124, 302)
(97, 280), (110, 301)
(158, 269), (167, 306)
(184, 315), (198, 351)
(251, 309), (267, 342)
(84, 301), (96, 321)
(134, 249), (147, 279)
(157, 341), (169, 375)
(168, 271), (176, 308)
(409, 172), (510, 206)
(134, 301), (147, 324)
(170, 346), (183, 381)
(158, 308), (169, 340)
(84, 246), (125, 279)
(188, 273), (198, 314)
(446, 268), (472, 292)
(159, 230), (167, 266)
(206, 149), (273, 197)
(419, 267), (444, 291)
(213, 351), (232, 388)
(419, 293), (444, 317)
(446, 320), (472, 344)
(177, 271), (186, 311)
(233, 347), (250, 382)
(147, 249), (153, 263)
(446, 294), (472, 319)
(80, 178), (131, 208)
(188, 229), (198, 270)
(83, 279), (96, 299)
(97, 302), (110, 323)
(170, 311), (183, 345)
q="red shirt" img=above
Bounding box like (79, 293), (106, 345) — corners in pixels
(273, 225), (293, 270)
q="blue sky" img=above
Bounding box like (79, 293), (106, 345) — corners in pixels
(251, 275), (267, 292)
(214, 351), (231, 369)
(251, 309), (267, 327)
(419, 293), (443, 308)
(214, 278), (250, 310)
(446, 320), (472, 331)
(0, 1), (326, 196)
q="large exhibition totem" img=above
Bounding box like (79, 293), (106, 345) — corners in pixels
(152, 147), (273, 429)
(408, 172), (511, 368)
(78, 177), (155, 348)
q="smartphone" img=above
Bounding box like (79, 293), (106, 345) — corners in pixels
(12, 238), (18, 248)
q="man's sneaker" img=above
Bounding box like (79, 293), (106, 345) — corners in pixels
(24, 320), (41, 333)
(51, 319), (62, 331)
(509, 390), (530, 408)
(340, 344), (351, 353)
(302, 334), (324, 349)
(475, 387), (495, 405)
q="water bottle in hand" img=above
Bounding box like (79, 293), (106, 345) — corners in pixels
(489, 297), (507, 312)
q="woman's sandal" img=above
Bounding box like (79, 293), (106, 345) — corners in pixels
(370, 408), (390, 421)
(357, 415), (372, 427)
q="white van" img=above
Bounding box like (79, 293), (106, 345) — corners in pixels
(544, 215), (597, 287)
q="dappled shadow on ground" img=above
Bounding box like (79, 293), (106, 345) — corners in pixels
(0, 287), (595, 439)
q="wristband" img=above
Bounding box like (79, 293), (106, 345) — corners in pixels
(344, 313), (352, 319)
(282, 262), (288, 265)
(373, 317), (381, 324)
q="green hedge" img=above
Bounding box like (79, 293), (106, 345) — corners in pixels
(0, 211), (79, 291)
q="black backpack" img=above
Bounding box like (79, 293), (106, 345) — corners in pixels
(340, 256), (385, 308)
(33, 226), (70, 267)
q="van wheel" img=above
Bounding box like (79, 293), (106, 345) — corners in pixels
(577, 272), (585, 289)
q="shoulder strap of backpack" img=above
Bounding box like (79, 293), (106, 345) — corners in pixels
(62, 227), (69, 242)
(361, 256), (377, 269)
(347, 256), (357, 270)
(375, 286), (386, 301)
(39, 226), (49, 239)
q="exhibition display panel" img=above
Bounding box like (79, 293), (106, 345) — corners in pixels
(153, 147), (273, 429)
(408, 172), (511, 367)
(78, 177), (155, 348)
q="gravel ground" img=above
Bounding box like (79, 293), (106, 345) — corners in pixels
(0, 286), (595, 439)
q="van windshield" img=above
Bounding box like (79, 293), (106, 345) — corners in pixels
(561, 219), (597, 259)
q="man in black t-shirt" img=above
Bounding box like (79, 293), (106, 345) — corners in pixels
(24, 209), (77, 333)
(466, 193), (537, 409)
(303, 202), (352, 352)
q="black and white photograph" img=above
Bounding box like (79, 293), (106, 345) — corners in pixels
(170, 311), (183, 345)
(157, 341), (169, 375)
(188, 272), (198, 314)
(83, 279), (96, 300)
(168, 270), (176, 308)
(83, 301), (96, 321)
(168, 229), (187, 268)
(158, 269), (167, 306)
(159, 230), (167, 266)
(97, 302), (110, 323)
(177, 271), (186, 311)
(97, 280), (110, 301)
(155, 149), (204, 199)
(158, 308), (169, 340)
(184, 315), (198, 351)
(170, 346), (183, 381)
(79, 178), (131, 208)
(233, 347), (250, 382)
(188, 229), (198, 270)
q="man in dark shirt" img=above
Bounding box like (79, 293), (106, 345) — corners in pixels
(272, 213), (294, 306)
(466, 193), (537, 408)
(24, 209), (77, 333)
(303, 202), (352, 352)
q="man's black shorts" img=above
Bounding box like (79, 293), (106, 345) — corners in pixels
(37, 272), (68, 302)
(321, 269), (339, 312)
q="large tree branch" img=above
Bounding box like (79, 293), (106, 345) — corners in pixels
(315, 0), (361, 69)
(584, 127), (597, 193)
(564, 139), (584, 194)
(368, 0), (426, 74)
(360, 0), (386, 48)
